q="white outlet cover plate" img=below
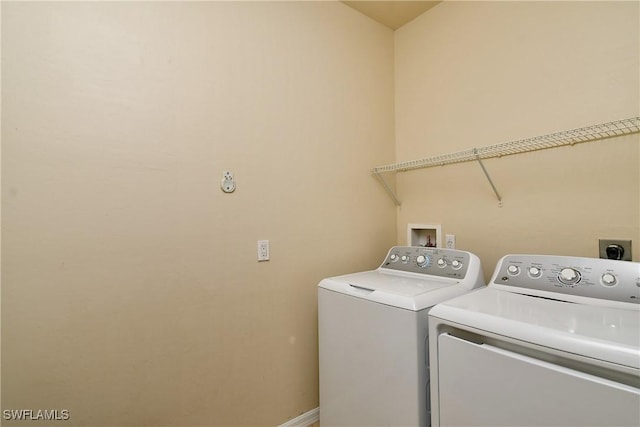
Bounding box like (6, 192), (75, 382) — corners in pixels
(258, 240), (269, 261)
(445, 234), (456, 249)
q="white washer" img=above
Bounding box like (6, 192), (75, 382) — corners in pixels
(318, 246), (484, 426)
(429, 254), (640, 427)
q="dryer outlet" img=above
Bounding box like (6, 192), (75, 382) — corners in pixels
(598, 239), (632, 261)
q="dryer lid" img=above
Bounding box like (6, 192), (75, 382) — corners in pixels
(429, 288), (640, 370)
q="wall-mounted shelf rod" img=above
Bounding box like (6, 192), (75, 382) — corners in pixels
(373, 117), (640, 206)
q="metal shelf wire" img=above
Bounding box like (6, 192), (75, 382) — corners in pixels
(373, 117), (640, 206)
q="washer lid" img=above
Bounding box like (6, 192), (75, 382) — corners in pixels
(318, 270), (470, 311)
(429, 288), (640, 369)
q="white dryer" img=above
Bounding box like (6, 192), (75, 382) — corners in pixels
(318, 246), (484, 427)
(429, 254), (640, 427)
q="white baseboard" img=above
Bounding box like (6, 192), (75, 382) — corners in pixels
(278, 407), (319, 427)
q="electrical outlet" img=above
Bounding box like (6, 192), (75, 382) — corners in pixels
(599, 239), (632, 261)
(258, 240), (270, 261)
(445, 234), (456, 249)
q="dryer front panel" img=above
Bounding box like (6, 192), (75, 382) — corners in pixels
(435, 333), (640, 427)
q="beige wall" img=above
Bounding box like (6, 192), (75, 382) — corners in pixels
(395, 1), (640, 281)
(4, 1), (640, 425)
(1, 2), (395, 426)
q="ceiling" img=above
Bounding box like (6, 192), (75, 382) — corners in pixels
(342, 1), (441, 30)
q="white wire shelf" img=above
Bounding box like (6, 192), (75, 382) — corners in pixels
(374, 117), (640, 174)
(373, 116), (640, 206)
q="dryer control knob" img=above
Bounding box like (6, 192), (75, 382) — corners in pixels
(507, 265), (520, 275)
(558, 268), (581, 285)
(437, 258), (447, 268)
(390, 254), (399, 262)
(451, 260), (462, 269)
(400, 255), (409, 263)
(601, 273), (617, 286)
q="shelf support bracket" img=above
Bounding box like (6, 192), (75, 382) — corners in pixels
(373, 171), (401, 206)
(474, 149), (503, 207)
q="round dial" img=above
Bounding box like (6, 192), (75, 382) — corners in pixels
(400, 255), (409, 263)
(416, 255), (429, 267)
(437, 258), (447, 268)
(507, 265), (520, 275)
(451, 260), (462, 269)
(601, 273), (617, 287)
(528, 266), (541, 278)
(558, 268), (581, 285)
(390, 253), (399, 262)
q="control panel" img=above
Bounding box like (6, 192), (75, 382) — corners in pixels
(492, 254), (640, 304)
(381, 246), (471, 279)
